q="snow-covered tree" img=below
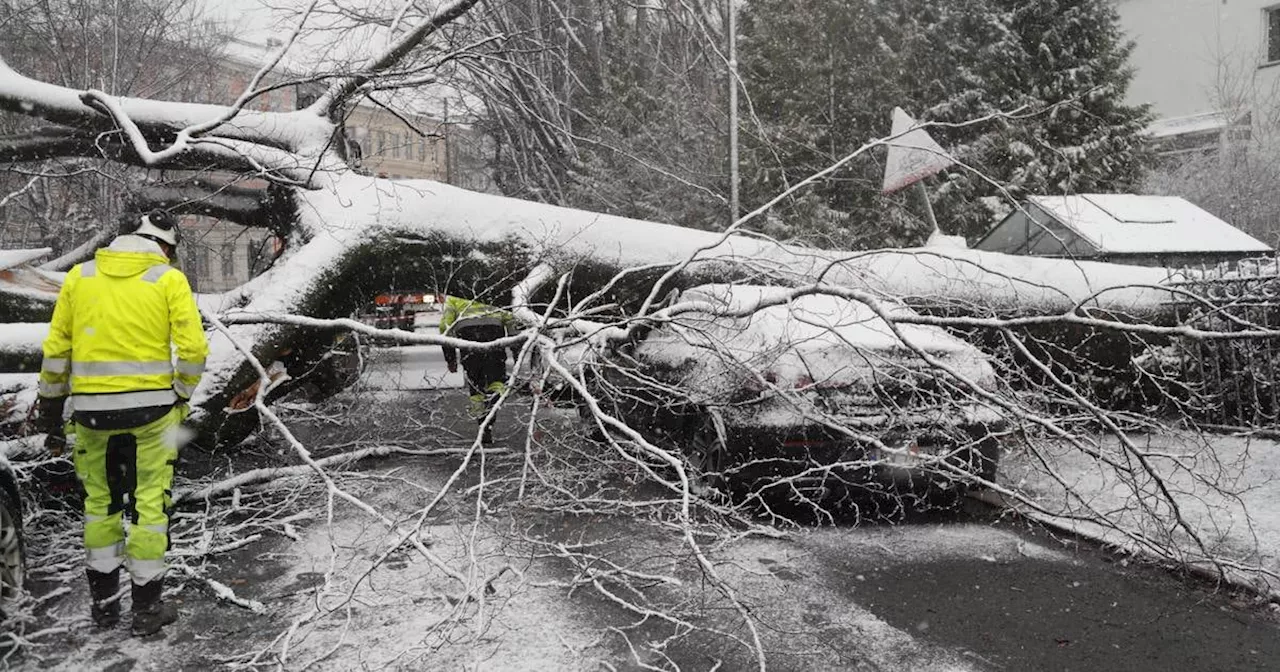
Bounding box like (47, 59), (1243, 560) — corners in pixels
(946, 0), (1155, 216)
(737, 0), (1153, 247)
(0, 0), (231, 255)
(457, 0), (733, 230)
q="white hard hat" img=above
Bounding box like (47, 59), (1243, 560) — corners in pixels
(134, 210), (180, 247)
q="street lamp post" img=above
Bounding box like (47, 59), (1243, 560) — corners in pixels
(728, 0), (740, 224)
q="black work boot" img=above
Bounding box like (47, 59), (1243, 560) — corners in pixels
(130, 579), (178, 637)
(87, 568), (121, 628)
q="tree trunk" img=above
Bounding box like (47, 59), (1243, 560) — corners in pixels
(173, 172), (1179, 447)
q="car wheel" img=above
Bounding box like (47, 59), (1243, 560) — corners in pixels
(577, 401), (609, 442)
(0, 470), (25, 619)
(689, 416), (735, 497)
(912, 437), (1000, 511)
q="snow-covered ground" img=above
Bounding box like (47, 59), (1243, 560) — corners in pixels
(1002, 430), (1280, 595)
(210, 464), (1052, 672)
(360, 345), (462, 391)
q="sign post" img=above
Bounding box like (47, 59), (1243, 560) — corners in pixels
(881, 107), (956, 237)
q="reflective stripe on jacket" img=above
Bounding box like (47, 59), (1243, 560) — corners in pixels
(38, 235), (210, 411)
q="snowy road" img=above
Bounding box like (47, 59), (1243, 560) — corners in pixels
(360, 341), (525, 393)
(361, 344), (462, 391)
(14, 366), (1280, 671)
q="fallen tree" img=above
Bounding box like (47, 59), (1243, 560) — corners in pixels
(0, 0), (1191, 449)
(8, 4), (1278, 669)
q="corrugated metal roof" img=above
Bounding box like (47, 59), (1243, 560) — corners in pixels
(1029, 194), (1271, 254)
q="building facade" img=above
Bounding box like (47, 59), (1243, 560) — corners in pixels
(1115, 0), (1280, 149)
(173, 39), (493, 292)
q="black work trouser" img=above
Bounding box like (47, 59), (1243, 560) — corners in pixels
(457, 324), (508, 421)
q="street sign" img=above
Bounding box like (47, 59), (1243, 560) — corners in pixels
(882, 107), (955, 194)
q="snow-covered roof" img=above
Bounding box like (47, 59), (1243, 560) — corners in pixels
(1028, 194), (1271, 255)
(1145, 110), (1245, 139)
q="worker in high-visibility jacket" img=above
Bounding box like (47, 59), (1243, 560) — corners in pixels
(439, 295), (515, 444)
(35, 210), (208, 637)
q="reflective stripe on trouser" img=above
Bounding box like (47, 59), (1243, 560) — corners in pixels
(72, 406), (182, 585)
(467, 382), (508, 418)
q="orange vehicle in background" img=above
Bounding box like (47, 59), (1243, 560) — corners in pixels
(365, 291), (444, 329)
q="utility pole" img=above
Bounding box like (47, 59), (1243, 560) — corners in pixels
(727, 0), (740, 224)
(443, 97), (453, 186)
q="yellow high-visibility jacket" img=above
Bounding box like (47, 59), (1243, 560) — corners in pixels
(438, 296), (515, 368)
(439, 296), (514, 336)
(38, 235), (209, 412)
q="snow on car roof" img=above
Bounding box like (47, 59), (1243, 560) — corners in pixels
(637, 284), (997, 399)
(680, 284), (973, 355)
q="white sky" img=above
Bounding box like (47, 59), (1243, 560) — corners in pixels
(203, 0), (287, 42)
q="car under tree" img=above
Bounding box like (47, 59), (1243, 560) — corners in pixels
(551, 284), (1007, 519)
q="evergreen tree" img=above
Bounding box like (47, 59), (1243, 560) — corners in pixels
(464, 0), (731, 231)
(737, 0), (1153, 248)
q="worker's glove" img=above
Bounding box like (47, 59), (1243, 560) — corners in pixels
(447, 361), (458, 374)
(45, 430), (67, 457)
(175, 401), (190, 421)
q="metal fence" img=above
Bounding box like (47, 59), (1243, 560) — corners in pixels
(1166, 256), (1280, 429)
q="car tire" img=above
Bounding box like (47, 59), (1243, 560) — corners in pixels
(912, 437), (1001, 512)
(577, 402), (609, 442)
(0, 466), (25, 625)
(689, 417), (737, 499)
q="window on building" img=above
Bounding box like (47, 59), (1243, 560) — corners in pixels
(221, 242), (236, 278)
(1269, 7), (1280, 63)
(376, 130), (386, 155)
(390, 133), (400, 159)
(418, 138), (426, 162)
